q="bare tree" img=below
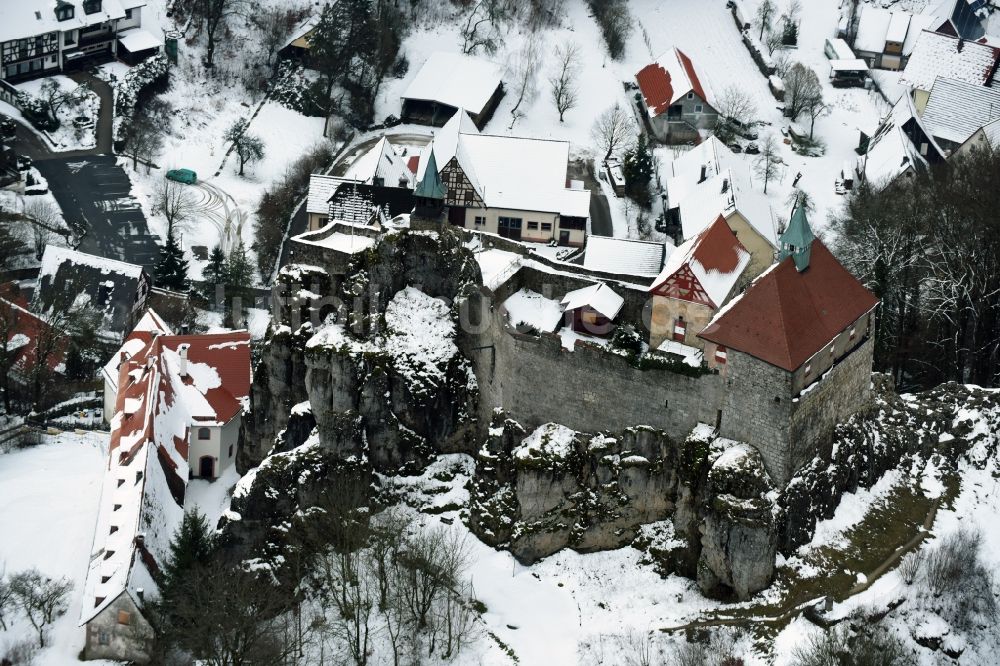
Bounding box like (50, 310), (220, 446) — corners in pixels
(461, 0), (509, 55)
(0, 564), (12, 631)
(225, 118), (265, 176)
(21, 199), (64, 260)
(756, 0), (776, 40)
(9, 569), (72, 647)
(803, 91), (830, 140)
(507, 41), (541, 128)
(156, 179), (197, 236)
(764, 28), (783, 56)
(548, 41), (580, 123)
(755, 134), (781, 194)
(37, 79), (89, 125)
(782, 62), (822, 120)
(591, 104), (636, 162)
(194, 0), (247, 69)
(716, 85), (758, 129)
(121, 113), (163, 171)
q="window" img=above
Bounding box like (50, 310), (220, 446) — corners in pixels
(98, 631), (110, 646)
(124, 7), (133, 18)
(695, 104), (703, 113)
(714, 345), (727, 365)
(82, 0), (101, 15)
(849, 326), (857, 341)
(117, 610), (131, 626)
(497, 216), (522, 240)
(64, 31), (76, 45)
(527, 221), (539, 230)
(464, 190), (474, 204)
(561, 217), (586, 230)
(687, 92), (694, 99)
(57, 4), (75, 21)
(228, 444), (234, 458)
(474, 216), (486, 226)
(673, 317), (686, 342)
(541, 222), (553, 232)
(109, 525), (118, 535)
(198, 427), (211, 440)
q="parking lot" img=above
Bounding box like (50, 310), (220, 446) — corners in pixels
(35, 155), (160, 270)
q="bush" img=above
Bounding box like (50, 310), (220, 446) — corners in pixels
(792, 623), (907, 666)
(113, 54), (169, 144)
(897, 549), (923, 585)
(922, 528), (998, 632)
(253, 142), (336, 280)
(1, 637), (38, 665)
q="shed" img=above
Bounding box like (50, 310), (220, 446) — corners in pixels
(561, 283), (624, 337)
(401, 52), (504, 130)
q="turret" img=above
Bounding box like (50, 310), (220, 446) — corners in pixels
(412, 148), (446, 224)
(779, 203), (815, 272)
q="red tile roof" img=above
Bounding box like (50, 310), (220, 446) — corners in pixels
(698, 241), (879, 372)
(635, 47), (710, 117)
(691, 215), (747, 274)
(0, 296), (67, 376)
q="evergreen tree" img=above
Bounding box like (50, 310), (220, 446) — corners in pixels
(155, 230), (190, 292)
(225, 241), (254, 327)
(160, 510), (215, 602)
(201, 244), (228, 301)
(623, 134), (654, 206)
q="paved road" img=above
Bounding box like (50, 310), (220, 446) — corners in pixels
(568, 158), (613, 237)
(35, 156), (160, 270)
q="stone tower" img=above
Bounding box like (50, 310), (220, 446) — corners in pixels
(778, 204), (815, 272)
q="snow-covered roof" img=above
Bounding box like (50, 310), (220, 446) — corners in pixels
(40, 245), (144, 280)
(636, 47), (715, 117)
(854, 7), (894, 53)
(561, 283), (624, 320)
(502, 288), (564, 333)
(292, 224), (378, 254)
(970, 116), (1000, 151)
(0, 0), (133, 43)
(306, 174), (361, 215)
(281, 14), (319, 50)
(678, 167), (777, 248)
(921, 76), (1000, 145)
(665, 136), (741, 207)
(886, 12), (911, 43)
(402, 52), (504, 113)
(830, 59), (870, 72)
(416, 114), (591, 219)
(81, 329), (251, 626)
(899, 30), (1000, 91)
(650, 216), (750, 309)
(102, 308), (172, 389)
(582, 236), (666, 278)
(117, 28), (162, 53)
(859, 124), (927, 185)
(655, 339), (704, 367)
(342, 137), (414, 189)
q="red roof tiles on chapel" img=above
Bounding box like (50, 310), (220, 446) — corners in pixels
(698, 240), (879, 372)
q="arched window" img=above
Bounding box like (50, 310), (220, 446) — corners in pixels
(198, 427), (211, 440)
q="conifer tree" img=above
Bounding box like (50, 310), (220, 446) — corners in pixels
(160, 510), (215, 602)
(623, 134), (654, 206)
(155, 230), (190, 292)
(225, 241), (254, 326)
(201, 245), (228, 300)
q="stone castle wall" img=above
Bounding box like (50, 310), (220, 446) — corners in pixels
(459, 303), (725, 440)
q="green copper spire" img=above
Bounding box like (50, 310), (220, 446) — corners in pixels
(415, 149), (446, 200)
(779, 203), (815, 272)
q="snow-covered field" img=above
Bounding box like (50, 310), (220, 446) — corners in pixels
(0, 433), (111, 666)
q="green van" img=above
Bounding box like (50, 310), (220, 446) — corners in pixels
(166, 168), (197, 185)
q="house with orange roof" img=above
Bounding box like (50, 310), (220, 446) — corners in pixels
(698, 207), (879, 483)
(80, 310), (251, 661)
(635, 47), (719, 144)
(647, 216), (754, 358)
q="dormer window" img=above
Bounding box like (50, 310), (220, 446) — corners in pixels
(83, 0), (102, 15)
(56, 3), (74, 20)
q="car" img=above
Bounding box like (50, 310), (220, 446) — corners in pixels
(166, 168), (197, 185)
(744, 142), (760, 155)
(728, 143), (743, 153)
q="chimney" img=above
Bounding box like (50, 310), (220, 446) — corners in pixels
(180, 323), (189, 335)
(178, 345), (188, 377)
(699, 164), (707, 183)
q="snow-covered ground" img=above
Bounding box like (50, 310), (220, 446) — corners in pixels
(0, 433), (112, 666)
(13, 75), (99, 152)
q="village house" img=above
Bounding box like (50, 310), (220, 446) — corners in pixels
(0, 0), (155, 83)
(647, 215), (753, 355)
(635, 47), (719, 144)
(852, 8), (936, 70)
(857, 94), (946, 186)
(699, 207), (880, 483)
(414, 109), (591, 247)
(34, 245), (150, 341)
(80, 311), (251, 661)
(918, 77), (1000, 155)
(277, 14), (318, 61)
(305, 174), (412, 231)
(898, 30), (1000, 113)
(952, 116), (1000, 159)
(401, 51), (504, 130)
(560, 283), (624, 337)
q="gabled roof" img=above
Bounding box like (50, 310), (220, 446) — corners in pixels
(0, 296), (67, 377)
(636, 47), (714, 118)
(561, 283), (624, 320)
(698, 240), (879, 372)
(0, 0), (135, 43)
(959, 116), (1000, 153)
(82, 328), (251, 626)
(34, 245), (145, 339)
(679, 168), (777, 247)
(306, 174), (362, 215)
(898, 30), (1000, 91)
(402, 52), (504, 114)
(342, 137), (414, 189)
(921, 76), (1000, 146)
(101, 308), (172, 389)
(665, 136), (741, 207)
(650, 216), (751, 309)
(582, 236), (666, 278)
